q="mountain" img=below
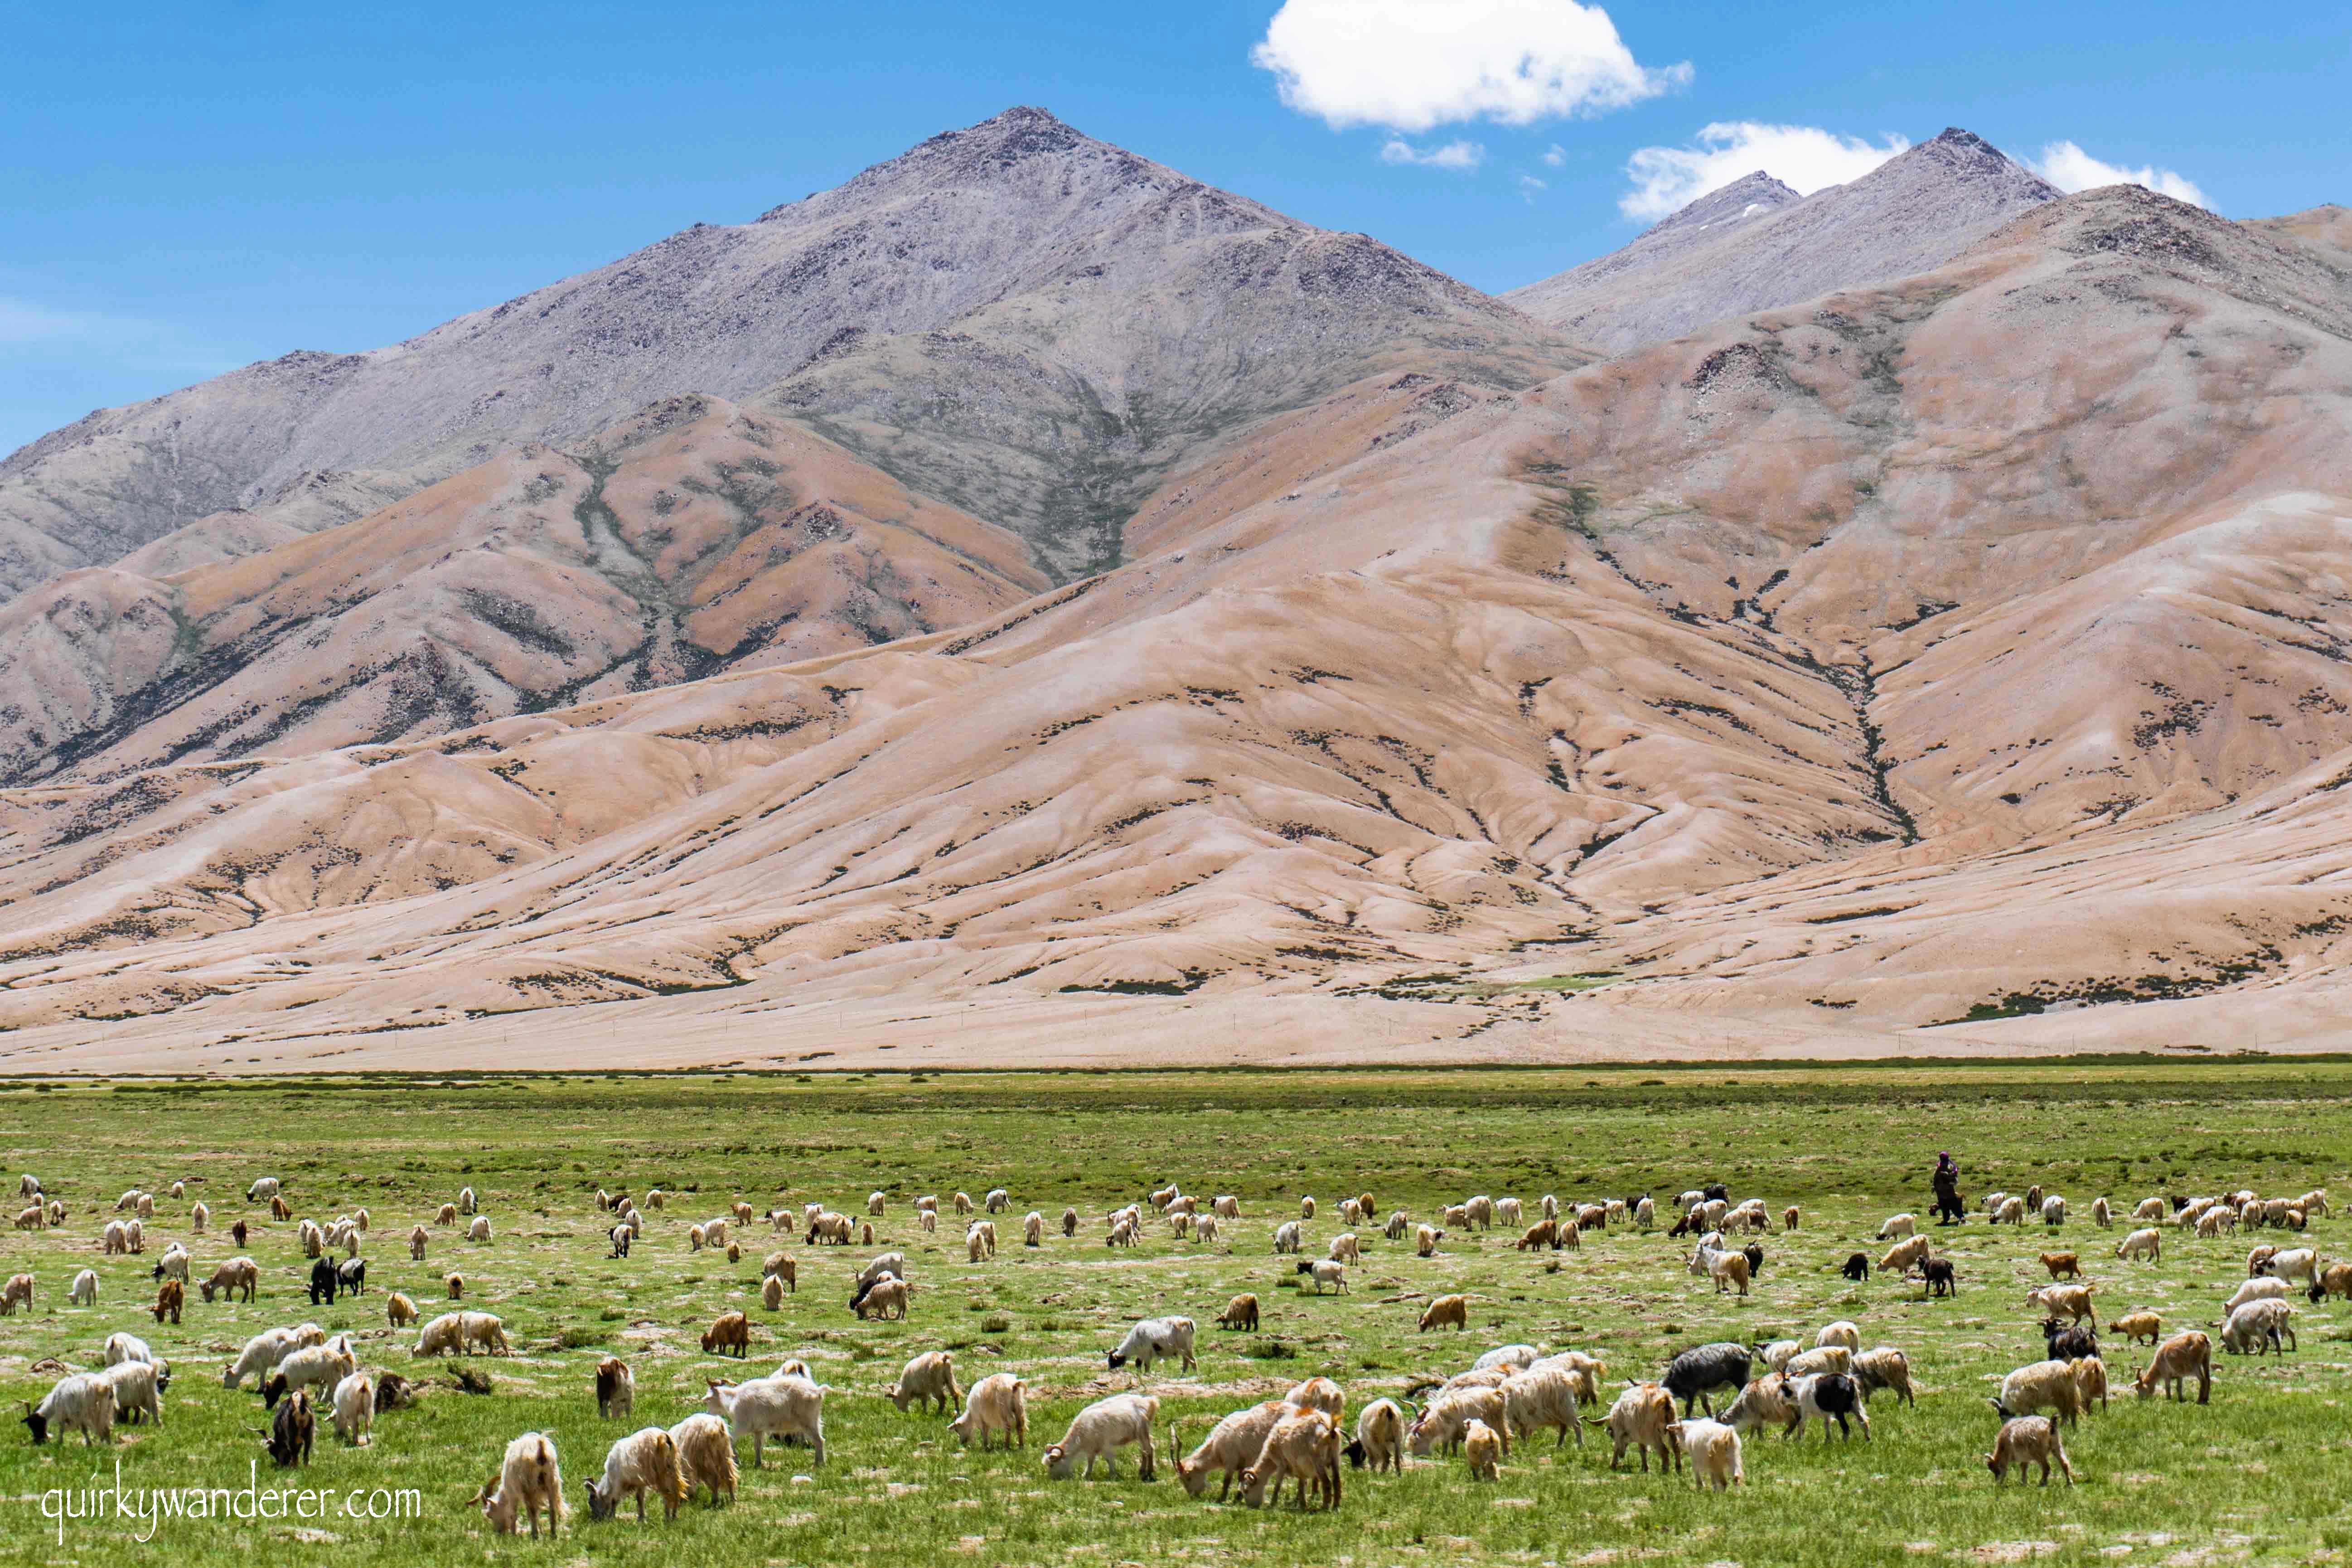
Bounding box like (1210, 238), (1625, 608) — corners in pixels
(5, 183), (2352, 1070)
(0, 107), (1582, 601)
(1504, 128), (2062, 353)
(0, 397), (1045, 783)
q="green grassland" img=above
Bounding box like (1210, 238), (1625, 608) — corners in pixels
(0, 1061), (2348, 1566)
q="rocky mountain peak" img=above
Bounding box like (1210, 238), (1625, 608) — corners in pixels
(758, 105), (1183, 227)
(1641, 170), (1803, 243)
(1893, 126), (2063, 200)
(1504, 126), (2061, 354)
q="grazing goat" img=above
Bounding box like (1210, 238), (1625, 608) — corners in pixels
(669, 1413), (738, 1508)
(1174, 1399), (1292, 1500)
(1879, 1234), (1931, 1275)
(887, 1351), (962, 1414)
(597, 1356), (635, 1420)
(1662, 1342), (1753, 1417)
(2042, 1318), (2099, 1362)
(331, 1371), (374, 1446)
(2071, 1355), (2109, 1413)
(1852, 1347), (1915, 1406)
(1462, 1417), (1503, 1483)
(1216, 1293), (1259, 1331)
(22, 1374), (116, 1446)
(1239, 1408), (1342, 1508)
(479, 1432), (564, 1536)
(1664, 1418), (1742, 1490)
(1419, 1293), (1469, 1332)
(584, 1427), (685, 1522)
(1987, 1415), (2073, 1486)
(1345, 1398), (1406, 1473)
(1407, 1386), (1509, 1458)
(1043, 1393), (1158, 1481)
(701, 1311), (751, 1356)
(1687, 1244), (1750, 1296)
(1781, 1372), (1868, 1442)
(223, 1324), (325, 1389)
(2221, 1298), (2296, 1356)
(1991, 1360), (2085, 1426)
(95, 1360), (167, 1428)
(704, 1372), (826, 1467)
(949, 1373), (1027, 1450)
(1109, 1316), (1197, 1372)
(1590, 1382), (1678, 1473)
(2029, 1283), (2096, 1325)
(1501, 1364), (1587, 1448)
(1297, 1259), (1349, 1294)
(263, 1389), (314, 1467)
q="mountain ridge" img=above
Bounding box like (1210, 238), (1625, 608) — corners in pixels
(1504, 126), (2063, 353)
(6, 184), (2352, 1067)
(0, 106), (1581, 600)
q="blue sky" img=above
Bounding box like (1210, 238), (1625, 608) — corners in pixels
(3, 2), (2345, 455)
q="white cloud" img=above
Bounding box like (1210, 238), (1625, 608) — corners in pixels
(1542, 143), (1566, 166)
(1518, 174), (1547, 204)
(1253, 0), (1687, 134)
(1621, 122), (1910, 220)
(1379, 138), (1485, 170)
(2030, 141), (2207, 208)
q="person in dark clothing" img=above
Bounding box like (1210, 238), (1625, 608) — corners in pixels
(1932, 1151), (1964, 1224)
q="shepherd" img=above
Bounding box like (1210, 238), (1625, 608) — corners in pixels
(1932, 1151), (1965, 1226)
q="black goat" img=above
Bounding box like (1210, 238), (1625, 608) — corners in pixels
(307, 1256), (339, 1306)
(2042, 1318), (2099, 1361)
(262, 1389), (314, 1466)
(1841, 1252), (1871, 1282)
(1663, 1341), (1752, 1416)
(1921, 1258), (1957, 1297)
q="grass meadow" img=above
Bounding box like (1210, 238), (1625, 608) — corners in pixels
(0, 1060), (2348, 1567)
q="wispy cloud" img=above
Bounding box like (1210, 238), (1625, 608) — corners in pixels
(2031, 141), (2207, 208)
(1517, 174), (1547, 204)
(1379, 138), (1485, 171)
(1621, 122), (1910, 220)
(1254, 0), (1687, 135)
(0, 295), (160, 348)
(1541, 144), (1567, 167)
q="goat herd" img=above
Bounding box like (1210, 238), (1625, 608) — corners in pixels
(3, 1167), (2342, 1539)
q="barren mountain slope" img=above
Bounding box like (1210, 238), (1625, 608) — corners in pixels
(114, 470), (416, 578)
(3, 185), (2350, 1065)
(0, 107), (1580, 600)
(1505, 128), (2060, 353)
(2249, 203), (2352, 268)
(0, 397), (1045, 784)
